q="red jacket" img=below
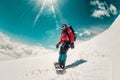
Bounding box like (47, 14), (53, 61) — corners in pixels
(57, 28), (74, 45)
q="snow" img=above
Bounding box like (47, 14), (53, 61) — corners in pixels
(0, 52), (112, 80)
(0, 15), (120, 80)
(93, 15), (120, 80)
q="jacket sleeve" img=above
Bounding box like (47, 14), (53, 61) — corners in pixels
(57, 38), (62, 45)
(68, 30), (74, 43)
(57, 33), (63, 45)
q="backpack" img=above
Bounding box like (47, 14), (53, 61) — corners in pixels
(64, 26), (76, 43)
(64, 26), (76, 49)
(69, 26), (77, 41)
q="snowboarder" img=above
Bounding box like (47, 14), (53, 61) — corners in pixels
(56, 24), (76, 69)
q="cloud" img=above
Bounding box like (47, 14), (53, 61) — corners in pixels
(109, 4), (118, 15)
(78, 27), (105, 40)
(90, 0), (118, 19)
(79, 30), (91, 37)
(0, 32), (56, 59)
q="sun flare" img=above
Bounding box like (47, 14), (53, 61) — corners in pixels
(33, 0), (58, 27)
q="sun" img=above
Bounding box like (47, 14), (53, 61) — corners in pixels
(32, 0), (58, 27)
(36, 0), (56, 6)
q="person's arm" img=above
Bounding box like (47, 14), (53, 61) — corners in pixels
(69, 31), (74, 44)
(57, 32), (64, 45)
(57, 39), (62, 45)
(56, 33), (62, 48)
(68, 30), (75, 49)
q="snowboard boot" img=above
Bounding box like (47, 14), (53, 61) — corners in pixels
(59, 61), (65, 69)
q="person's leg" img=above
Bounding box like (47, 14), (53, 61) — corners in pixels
(58, 54), (62, 63)
(58, 42), (69, 69)
(60, 54), (67, 69)
(61, 54), (67, 61)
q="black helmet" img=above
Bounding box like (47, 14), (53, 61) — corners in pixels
(61, 24), (68, 30)
(62, 24), (67, 28)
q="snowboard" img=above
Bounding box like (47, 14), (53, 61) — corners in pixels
(54, 62), (66, 74)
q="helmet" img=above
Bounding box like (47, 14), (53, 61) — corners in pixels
(61, 24), (67, 30)
(62, 24), (67, 27)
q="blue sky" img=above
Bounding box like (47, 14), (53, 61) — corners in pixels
(0, 0), (120, 47)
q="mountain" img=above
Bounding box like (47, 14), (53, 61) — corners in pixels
(93, 15), (120, 80)
(0, 32), (55, 60)
(0, 15), (120, 80)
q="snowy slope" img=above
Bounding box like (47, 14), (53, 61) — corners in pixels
(94, 15), (120, 80)
(0, 15), (120, 80)
(0, 49), (112, 80)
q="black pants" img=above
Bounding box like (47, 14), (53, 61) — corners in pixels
(58, 42), (70, 68)
(59, 42), (70, 54)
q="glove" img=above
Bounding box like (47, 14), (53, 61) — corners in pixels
(70, 43), (74, 49)
(56, 44), (59, 49)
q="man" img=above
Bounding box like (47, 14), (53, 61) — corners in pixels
(56, 24), (75, 69)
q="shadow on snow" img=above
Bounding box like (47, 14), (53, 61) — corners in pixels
(65, 59), (87, 69)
